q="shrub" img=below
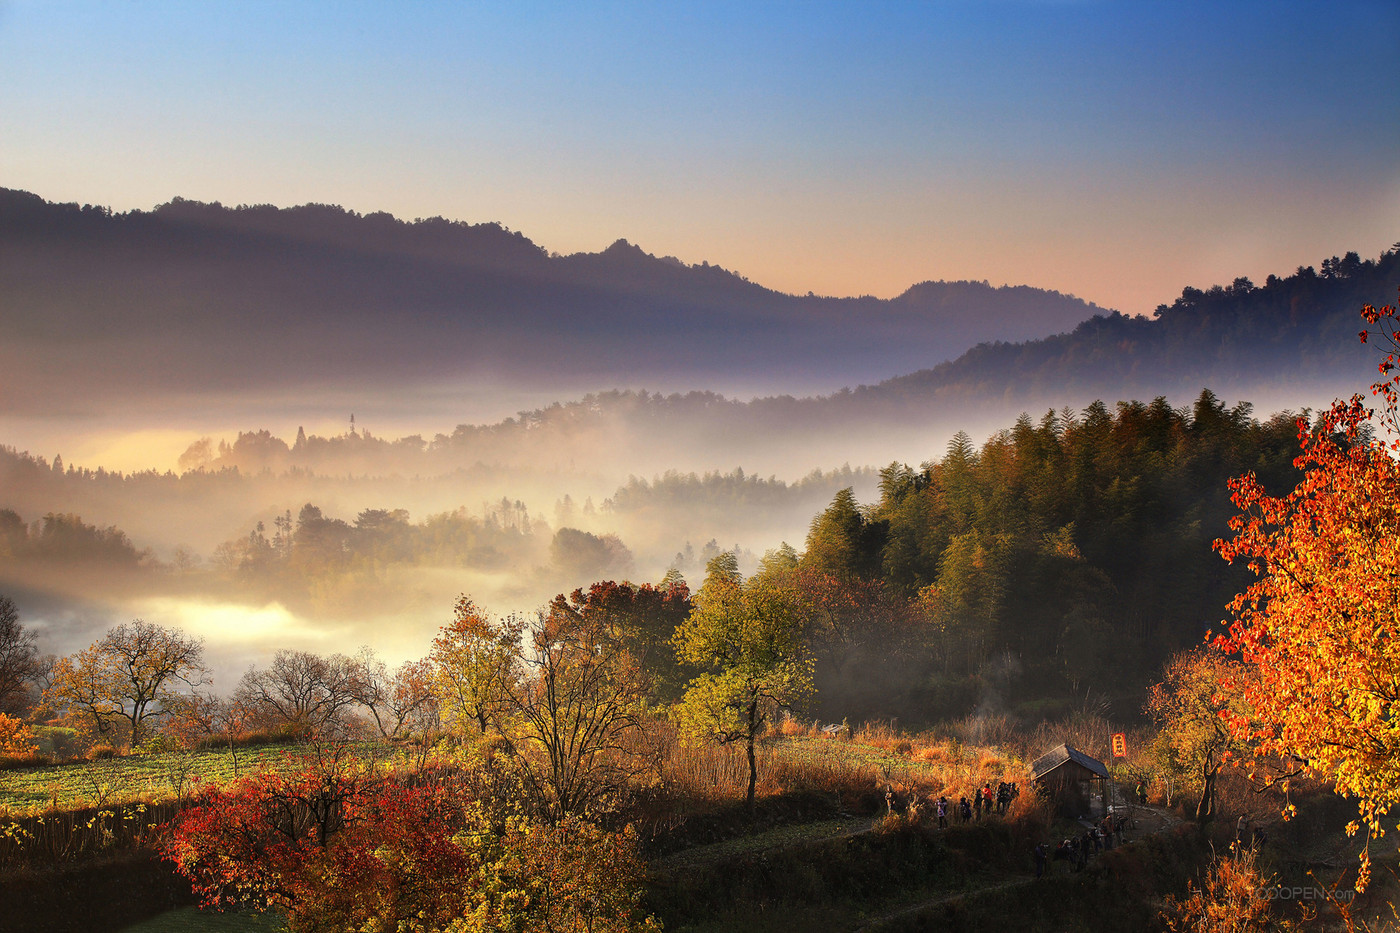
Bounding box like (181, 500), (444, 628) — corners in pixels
(132, 734), (183, 756)
(164, 751), (660, 932)
(194, 723), (307, 750)
(0, 753), (51, 770)
(0, 714), (36, 757)
(87, 744), (117, 760)
(30, 725), (81, 759)
(1159, 843), (1308, 932)
(778, 715), (809, 737)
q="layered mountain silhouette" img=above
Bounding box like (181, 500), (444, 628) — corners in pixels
(1, 188), (1102, 415)
(2, 187), (1393, 474)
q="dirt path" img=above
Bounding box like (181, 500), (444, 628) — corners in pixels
(849, 804), (1186, 932)
(650, 803), (1188, 931)
(852, 875), (1038, 932)
(653, 816), (879, 873)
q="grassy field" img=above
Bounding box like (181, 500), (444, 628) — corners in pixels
(0, 744), (302, 816)
(2, 722), (1031, 818)
(658, 721), (1032, 817)
(119, 906), (284, 933)
(773, 731), (1018, 789)
(3, 728), (1042, 932)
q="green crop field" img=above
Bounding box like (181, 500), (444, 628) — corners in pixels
(0, 745), (301, 816)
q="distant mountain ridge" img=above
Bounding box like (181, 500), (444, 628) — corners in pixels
(193, 246), (1397, 478)
(0, 187), (1105, 416)
(868, 251), (1399, 406)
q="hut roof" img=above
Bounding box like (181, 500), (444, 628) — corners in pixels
(1031, 743), (1109, 781)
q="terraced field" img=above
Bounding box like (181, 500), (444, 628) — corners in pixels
(0, 745), (302, 815)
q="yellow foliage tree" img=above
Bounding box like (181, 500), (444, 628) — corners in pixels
(673, 552), (814, 807)
(1146, 648), (1254, 824)
(430, 596), (522, 736)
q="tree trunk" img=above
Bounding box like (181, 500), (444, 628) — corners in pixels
(745, 699), (758, 808)
(1195, 763), (1219, 823)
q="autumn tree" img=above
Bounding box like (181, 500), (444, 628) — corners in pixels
(353, 651), (438, 741)
(43, 619), (207, 748)
(0, 594), (41, 715)
(1213, 289), (1400, 888)
(163, 690), (257, 773)
(546, 578), (693, 703)
(429, 596), (522, 736)
(164, 752), (659, 933)
(673, 552), (814, 806)
(749, 555), (919, 722)
(0, 712), (37, 757)
(160, 690), (227, 748)
(235, 650), (367, 737)
(504, 600), (652, 822)
(1147, 647), (1255, 823)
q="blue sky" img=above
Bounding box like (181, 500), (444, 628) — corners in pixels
(2, 0), (1397, 314)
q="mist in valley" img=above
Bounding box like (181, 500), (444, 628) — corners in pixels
(0, 375), (1357, 695)
(2, 184), (1394, 705)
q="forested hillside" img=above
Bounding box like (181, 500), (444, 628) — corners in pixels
(868, 249), (1399, 407)
(0, 390), (1314, 724)
(785, 390), (1308, 723)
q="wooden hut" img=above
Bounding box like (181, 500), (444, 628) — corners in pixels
(1031, 743), (1109, 818)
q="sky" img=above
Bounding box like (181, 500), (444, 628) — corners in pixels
(3, 0), (1397, 319)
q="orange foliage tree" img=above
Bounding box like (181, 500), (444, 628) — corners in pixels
(354, 652), (438, 741)
(43, 619), (207, 749)
(1146, 648), (1254, 824)
(504, 599), (653, 822)
(0, 712), (37, 757)
(1213, 290), (1400, 889)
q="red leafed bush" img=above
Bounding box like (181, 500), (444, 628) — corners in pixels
(162, 746), (658, 932)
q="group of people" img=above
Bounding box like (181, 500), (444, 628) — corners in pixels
(1033, 812), (1130, 877)
(932, 781), (1020, 829)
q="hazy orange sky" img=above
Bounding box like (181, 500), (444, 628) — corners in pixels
(3, 1), (1396, 319)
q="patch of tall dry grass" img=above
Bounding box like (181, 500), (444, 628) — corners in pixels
(649, 715), (1036, 818)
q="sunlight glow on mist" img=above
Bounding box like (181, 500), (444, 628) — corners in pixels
(129, 597), (345, 689)
(133, 598), (317, 647)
